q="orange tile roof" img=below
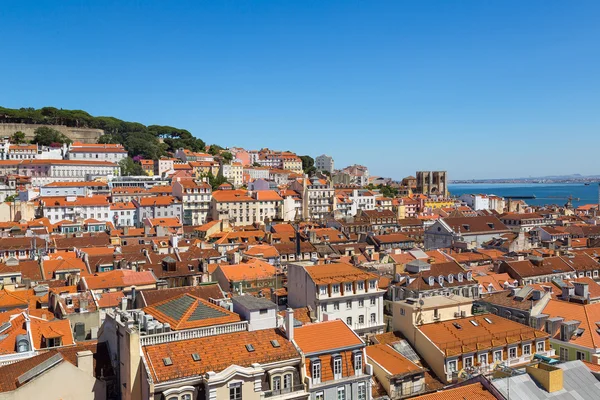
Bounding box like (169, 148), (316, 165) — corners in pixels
(143, 293), (241, 330)
(0, 290), (29, 309)
(110, 201), (136, 210)
(138, 196), (179, 206)
(411, 383), (496, 400)
(95, 291), (126, 308)
(29, 315), (75, 349)
(216, 259), (278, 282)
(0, 350), (59, 391)
(294, 319), (363, 354)
(42, 258), (89, 280)
(243, 244), (280, 259)
(542, 299), (600, 349)
(304, 262), (378, 285)
(39, 195), (109, 207)
(419, 314), (548, 356)
(366, 344), (422, 376)
(83, 270), (157, 290)
(142, 328), (299, 383)
(44, 181), (108, 187)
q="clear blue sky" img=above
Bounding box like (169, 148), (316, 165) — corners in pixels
(1, 1), (599, 180)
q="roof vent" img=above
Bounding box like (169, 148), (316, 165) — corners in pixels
(470, 320), (479, 326)
(245, 344), (255, 352)
(163, 357), (173, 366)
(191, 353), (201, 361)
(453, 322), (462, 330)
(484, 317), (492, 324)
(270, 340), (280, 348)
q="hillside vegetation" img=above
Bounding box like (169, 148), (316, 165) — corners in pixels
(0, 106), (208, 159)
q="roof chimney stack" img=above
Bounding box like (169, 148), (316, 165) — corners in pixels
(284, 308), (294, 341)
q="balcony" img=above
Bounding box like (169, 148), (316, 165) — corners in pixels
(262, 384), (307, 399)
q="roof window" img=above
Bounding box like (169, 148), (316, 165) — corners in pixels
(245, 344), (255, 352)
(191, 353), (201, 361)
(470, 320), (479, 326)
(453, 322), (462, 330)
(163, 357), (173, 366)
(484, 317), (492, 324)
(270, 340), (280, 348)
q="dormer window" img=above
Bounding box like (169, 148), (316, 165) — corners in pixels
(462, 224), (470, 232)
(332, 284), (340, 294)
(333, 355), (342, 379)
(467, 272), (473, 280)
(447, 274), (453, 283)
(319, 286), (327, 295)
(457, 273), (463, 282)
(311, 359), (321, 383)
(428, 277), (434, 286)
(353, 351), (363, 375)
(438, 275), (444, 285)
(345, 283), (352, 293)
(357, 282), (364, 291)
(369, 280), (376, 289)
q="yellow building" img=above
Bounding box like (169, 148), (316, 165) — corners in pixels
(424, 199), (455, 210)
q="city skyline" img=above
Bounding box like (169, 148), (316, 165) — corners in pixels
(2, 1), (599, 179)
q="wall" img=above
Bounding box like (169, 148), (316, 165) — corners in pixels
(0, 361), (106, 400)
(0, 123), (104, 143)
(0, 201), (36, 222)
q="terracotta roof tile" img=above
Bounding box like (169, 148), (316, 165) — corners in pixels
(411, 382), (496, 400)
(294, 320), (363, 354)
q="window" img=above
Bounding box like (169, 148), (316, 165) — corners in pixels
(321, 304), (327, 313)
(347, 317), (352, 326)
(316, 392), (324, 400)
(370, 313), (376, 323)
(181, 395), (191, 400)
(494, 351), (502, 362)
(479, 353), (487, 365)
(312, 360), (321, 382)
(359, 315), (364, 324)
(346, 300), (352, 309)
(560, 347), (569, 361)
(400, 308), (405, 316)
(448, 360), (457, 372)
(358, 383), (366, 400)
(334, 301), (340, 310)
(509, 347), (517, 359)
(283, 373), (292, 389)
(358, 282), (364, 290)
(337, 387), (345, 400)
(229, 382), (242, 400)
(333, 284), (340, 294)
(273, 376), (281, 391)
(333, 357), (342, 379)
(370, 297), (376, 306)
(464, 356), (473, 368)
(523, 344), (531, 356)
(358, 299), (364, 307)
(319, 286), (327, 295)
(577, 351), (586, 361)
(354, 353), (363, 372)
(369, 280), (376, 289)
(537, 341), (545, 352)
(345, 283), (352, 292)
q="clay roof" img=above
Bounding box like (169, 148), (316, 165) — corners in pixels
(441, 215), (509, 234)
(372, 233), (414, 244)
(502, 256), (574, 278)
(294, 319), (363, 354)
(542, 300), (600, 349)
(0, 260), (42, 282)
(95, 291), (126, 308)
(560, 253), (600, 272)
(0, 290), (29, 309)
(142, 328), (299, 383)
(418, 314), (548, 356)
(216, 259), (278, 282)
(366, 344), (422, 376)
(143, 293), (240, 330)
(42, 257), (89, 280)
(139, 284), (223, 307)
(243, 244), (280, 259)
(0, 350), (60, 392)
(304, 262), (378, 285)
(137, 196), (179, 206)
(411, 383), (496, 400)
(82, 270), (157, 290)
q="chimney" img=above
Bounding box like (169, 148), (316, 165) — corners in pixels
(76, 350), (94, 376)
(561, 286), (574, 301)
(560, 320), (580, 341)
(573, 282), (589, 299)
(284, 308), (294, 341)
(545, 317), (563, 336)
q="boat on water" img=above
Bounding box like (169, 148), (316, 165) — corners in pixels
(585, 183), (590, 186)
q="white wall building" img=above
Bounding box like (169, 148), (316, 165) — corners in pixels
(315, 154), (334, 174)
(17, 160), (119, 186)
(459, 194), (490, 211)
(172, 179), (212, 225)
(287, 262), (385, 336)
(39, 195), (111, 224)
(67, 143), (128, 163)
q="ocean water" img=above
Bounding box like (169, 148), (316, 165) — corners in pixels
(448, 183), (600, 208)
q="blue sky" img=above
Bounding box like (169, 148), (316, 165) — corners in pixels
(1, 1), (599, 180)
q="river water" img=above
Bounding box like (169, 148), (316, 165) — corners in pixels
(448, 183), (600, 208)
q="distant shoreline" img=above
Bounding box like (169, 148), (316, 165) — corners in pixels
(450, 180), (599, 185)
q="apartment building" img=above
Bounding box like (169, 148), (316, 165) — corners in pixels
(172, 179), (212, 225)
(290, 177), (335, 221)
(315, 154), (334, 174)
(110, 201), (138, 227)
(287, 262), (385, 336)
(293, 318), (372, 400)
(211, 189), (283, 226)
(133, 196), (183, 226)
(9, 159), (119, 186)
(424, 215), (511, 250)
(38, 195), (111, 224)
(67, 142), (128, 163)
(219, 162), (244, 187)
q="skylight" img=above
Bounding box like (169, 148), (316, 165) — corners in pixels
(453, 322), (462, 330)
(245, 344), (255, 352)
(270, 340), (280, 348)
(484, 317), (493, 324)
(191, 353), (201, 361)
(470, 320), (479, 326)
(163, 357), (173, 366)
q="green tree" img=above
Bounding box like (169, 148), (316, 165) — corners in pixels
(221, 152), (233, 163)
(208, 145), (223, 156)
(4, 194), (17, 203)
(202, 171), (229, 191)
(97, 134), (119, 144)
(252, 162), (261, 167)
(305, 166), (317, 176)
(119, 157), (146, 176)
(299, 155), (314, 173)
(10, 131), (26, 144)
(32, 126), (72, 146)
